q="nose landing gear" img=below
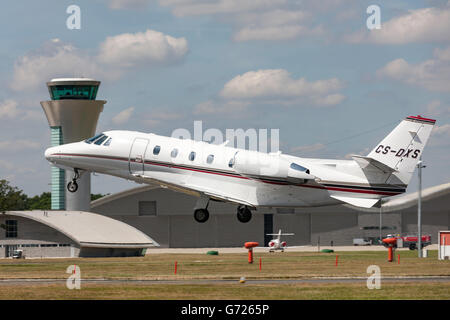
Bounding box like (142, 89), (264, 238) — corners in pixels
(67, 169), (81, 193)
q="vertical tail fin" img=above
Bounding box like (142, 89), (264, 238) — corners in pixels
(367, 115), (436, 186)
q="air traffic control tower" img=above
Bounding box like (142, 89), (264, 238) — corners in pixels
(41, 78), (106, 211)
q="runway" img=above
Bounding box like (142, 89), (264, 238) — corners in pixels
(1, 276), (449, 286)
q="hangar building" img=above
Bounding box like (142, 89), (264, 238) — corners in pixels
(0, 210), (158, 258)
(91, 182), (450, 248)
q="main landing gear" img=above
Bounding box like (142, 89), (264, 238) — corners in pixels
(237, 205), (252, 223)
(193, 196), (253, 224)
(194, 208), (210, 223)
(67, 169), (81, 193)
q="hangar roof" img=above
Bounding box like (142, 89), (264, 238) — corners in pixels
(91, 185), (159, 208)
(2, 210), (159, 248)
(379, 182), (450, 212)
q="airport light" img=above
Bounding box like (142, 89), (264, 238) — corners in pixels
(379, 204), (382, 244)
(417, 158), (426, 258)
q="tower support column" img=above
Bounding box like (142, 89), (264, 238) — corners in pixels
(41, 78), (106, 212)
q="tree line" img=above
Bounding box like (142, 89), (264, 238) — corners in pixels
(0, 179), (105, 211)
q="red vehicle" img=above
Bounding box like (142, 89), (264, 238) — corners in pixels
(383, 234), (431, 250)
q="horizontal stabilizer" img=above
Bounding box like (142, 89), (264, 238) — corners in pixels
(351, 155), (397, 174)
(331, 195), (380, 208)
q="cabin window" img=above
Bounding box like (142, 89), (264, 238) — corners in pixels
(94, 135), (108, 145)
(153, 145), (161, 155)
(290, 163), (310, 174)
(189, 151), (196, 161)
(171, 148), (178, 158)
(206, 154), (214, 164)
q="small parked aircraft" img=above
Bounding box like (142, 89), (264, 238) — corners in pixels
(267, 229), (295, 252)
(45, 115), (435, 223)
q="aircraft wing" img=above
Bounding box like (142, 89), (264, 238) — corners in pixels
(132, 173), (256, 207)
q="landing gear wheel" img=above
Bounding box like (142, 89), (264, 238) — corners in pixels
(237, 206), (252, 223)
(67, 180), (78, 193)
(194, 208), (209, 223)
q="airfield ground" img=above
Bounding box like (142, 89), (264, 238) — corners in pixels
(0, 247), (449, 299)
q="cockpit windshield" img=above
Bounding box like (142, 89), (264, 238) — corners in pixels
(84, 133), (112, 146)
(85, 133), (104, 144)
(94, 135), (108, 145)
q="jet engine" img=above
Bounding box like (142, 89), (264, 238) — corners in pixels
(232, 151), (315, 183)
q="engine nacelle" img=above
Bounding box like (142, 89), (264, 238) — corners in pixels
(269, 241), (275, 247)
(281, 241), (287, 247)
(233, 151), (315, 183)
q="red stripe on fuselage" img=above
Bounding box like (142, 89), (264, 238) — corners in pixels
(53, 153), (403, 196)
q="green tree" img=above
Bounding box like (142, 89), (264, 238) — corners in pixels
(0, 179), (28, 211)
(26, 192), (51, 210)
(91, 193), (106, 201)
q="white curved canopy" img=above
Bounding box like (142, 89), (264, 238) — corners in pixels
(3, 210), (159, 248)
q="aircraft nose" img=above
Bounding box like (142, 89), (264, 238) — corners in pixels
(45, 146), (59, 161)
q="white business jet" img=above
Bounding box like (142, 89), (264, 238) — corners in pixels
(267, 230), (295, 252)
(45, 115), (435, 223)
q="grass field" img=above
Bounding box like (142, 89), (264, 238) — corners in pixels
(0, 250), (449, 299)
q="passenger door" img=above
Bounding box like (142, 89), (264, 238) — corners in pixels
(129, 138), (149, 175)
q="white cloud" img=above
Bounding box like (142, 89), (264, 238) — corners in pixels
(111, 107), (135, 125)
(231, 9), (325, 42)
(0, 140), (40, 152)
(142, 110), (183, 126)
(0, 100), (20, 119)
(425, 100), (450, 117)
(376, 46), (450, 92)
(192, 69), (345, 118)
(193, 100), (250, 115)
(220, 69), (345, 106)
(159, 0), (327, 42)
(11, 30), (189, 92)
(346, 6), (450, 44)
(434, 46), (450, 61)
(159, 0), (285, 16)
(98, 29), (188, 67)
(108, 0), (150, 9)
(11, 39), (101, 92)
(290, 143), (326, 155)
(429, 124), (450, 146)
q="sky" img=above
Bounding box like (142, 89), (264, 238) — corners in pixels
(0, 0), (449, 197)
